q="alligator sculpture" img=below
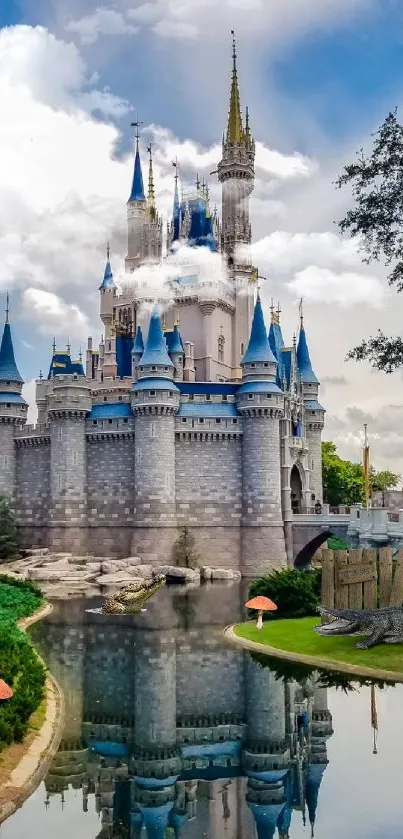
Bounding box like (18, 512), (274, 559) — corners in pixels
(315, 604), (403, 649)
(101, 575), (166, 614)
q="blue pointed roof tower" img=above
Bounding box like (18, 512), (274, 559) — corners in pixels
(128, 134), (146, 203)
(138, 309), (174, 369)
(132, 325), (144, 358)
(99, 243), (116, 290)
(0, 293), (23, 384)
(242, 294), (277, 365)
(172, 166), (181, 243)
(297, 304), (319, 385)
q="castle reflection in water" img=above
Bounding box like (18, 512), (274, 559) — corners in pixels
(31, 583), (333, 839)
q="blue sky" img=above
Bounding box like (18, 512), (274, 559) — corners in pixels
(2, 0), (403, 469)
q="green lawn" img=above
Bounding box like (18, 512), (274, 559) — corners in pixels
(234, 618), (403, 674)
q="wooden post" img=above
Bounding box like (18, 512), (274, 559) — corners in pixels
(378, 547), (393, 607)
(321, 549), (335, 615)
(334, 550), (348, 608)
(390, 549), (403, 606)
(348, 548), (363, 610)
(363, 548), (377, 609)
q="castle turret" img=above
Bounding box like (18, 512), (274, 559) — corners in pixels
(48, 373), (92, 553)
(0, 294), (27, 497)
(237, 295), (287, 575)
(296, 308), (324, 505)
(166, 324), (184, 382)
(217, 32), (256, 374)
(99, 245), (117, 379)
(126, 133), (162, 272)
(131, 325), (144, 381)
(131, 309), (180, 560)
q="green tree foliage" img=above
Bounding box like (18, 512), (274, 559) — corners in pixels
(173, 526), (199, 569)
(0, 495), (19, 561)
(321, 441), (400, 506)
(0, 576), (45, 752)
(248, 568), (322, 620)
(336, 110), (403, 372)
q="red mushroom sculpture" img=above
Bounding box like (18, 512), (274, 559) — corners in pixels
(245, 596), (277, 629)
(0, 679), (13, 700)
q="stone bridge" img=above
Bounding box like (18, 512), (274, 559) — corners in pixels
(292, 510), (350, 560)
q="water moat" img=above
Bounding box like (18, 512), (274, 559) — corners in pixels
(1, 582), (403, 839)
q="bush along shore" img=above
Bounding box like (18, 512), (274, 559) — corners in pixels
(0, 576), (46, 752)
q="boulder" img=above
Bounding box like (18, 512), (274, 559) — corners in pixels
(123, 556), (142, 566)
(200, 566), (213, 581)
(28, 566), (96, 582)
(22, 548), (49, 557)
(101, 560), (128, 574)
(140, 554), (158, 564)
(131, 565), (154, 579)
(154, 566), (200, 584)
(211, 568), (241, 581)
(97, 573), (144, 586)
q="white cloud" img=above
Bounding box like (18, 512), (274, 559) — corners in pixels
(66, 7), (138, 45)
(127, 4), (160, 24)
(288, 266), (385, 308)
(152, 19), (198, 38)
(21, 289), (92, 340)
(255, 143), (316, 180)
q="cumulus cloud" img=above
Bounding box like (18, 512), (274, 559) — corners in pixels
(66, 7), (138, 45)
(288, 266), (385, 308)
(321, 376), (349, 386)
(21, 289), (92, 340)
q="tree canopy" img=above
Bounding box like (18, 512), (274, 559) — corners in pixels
(322, 441), (401, 506)
(337, 110), (403, 372)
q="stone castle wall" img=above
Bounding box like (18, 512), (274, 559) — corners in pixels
(8, 414), (310, 573)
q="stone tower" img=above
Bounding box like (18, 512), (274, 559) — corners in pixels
(0, 295), (27, 497)
(237, 295), (287, 575)
(125, 133), (163, 273)
(131, 309), (180, 558)
(99, 245), (117, 379)
(297, 309), (324, 504)
(48, 374), (92, 553)
(218, 31), (256, 372)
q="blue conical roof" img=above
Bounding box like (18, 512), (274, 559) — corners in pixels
(132, 325), (144, 356)
(139, 309), (174, 368)
(99, 257), (116, 290)
(242, 296), (277, 365)
(297, 326), (319, 384)
(0, 321), (23, 383)
(129, 141), (146, 202)
(169, 324), (183, 354)
(305, 763), (327, 833)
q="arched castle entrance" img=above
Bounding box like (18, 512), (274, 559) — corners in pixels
(290, 465), (303, 514)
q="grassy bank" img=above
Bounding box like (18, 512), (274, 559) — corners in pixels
(0, 576), (46, 752)
(234, 618), (403, 674)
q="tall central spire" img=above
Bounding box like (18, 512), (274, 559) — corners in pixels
(226, 29), (244, 144)
(128, 119), (146, 203)
(147, 142), (156, 220)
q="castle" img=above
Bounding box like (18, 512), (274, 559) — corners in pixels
(0, 36), (324, 575)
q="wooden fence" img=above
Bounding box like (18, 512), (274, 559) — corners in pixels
(320, 547), (403, 610)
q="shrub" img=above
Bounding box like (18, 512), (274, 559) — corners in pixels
(327, 536), (349, 551)
(248, 568), (322, 620)
(0, 577), (45, 752)
(173, 527), (199, 569)
(0, 495), (19, 561)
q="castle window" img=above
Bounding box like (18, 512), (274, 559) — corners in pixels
(164, 367), (169, 371)
(123, 418), (128, 424)
(264, 363), (269, 368)
(108, 419), (113, 424)
(240, 343), (244, 357)
(206, 394), (211, 401)
(152, 366), (156, 371)
(218, 334), (225, 363)
(222, 395), (228, 401)
(216, 418), (221, 424)
(232, 419), (237, 424)
(250, 363), (255, 368)
(266, 394), (272, 399)
(6, 403), (10, 408)
(189, 394), (194, 401)
(108, 341), (111, 351)
(169, 391), (173, 397)
(150, 390), (156, 396)
(118, 396), (122, 402)
(248, 394), (253, 400)
(199, 418), (204, 424)
(92, 420), (97, 426)
(182, 418), (187, 423)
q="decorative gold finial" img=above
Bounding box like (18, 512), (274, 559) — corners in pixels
(226, 29), (244, 144)
(5, 292), (9, 324)
(175, 310), (180, 327)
